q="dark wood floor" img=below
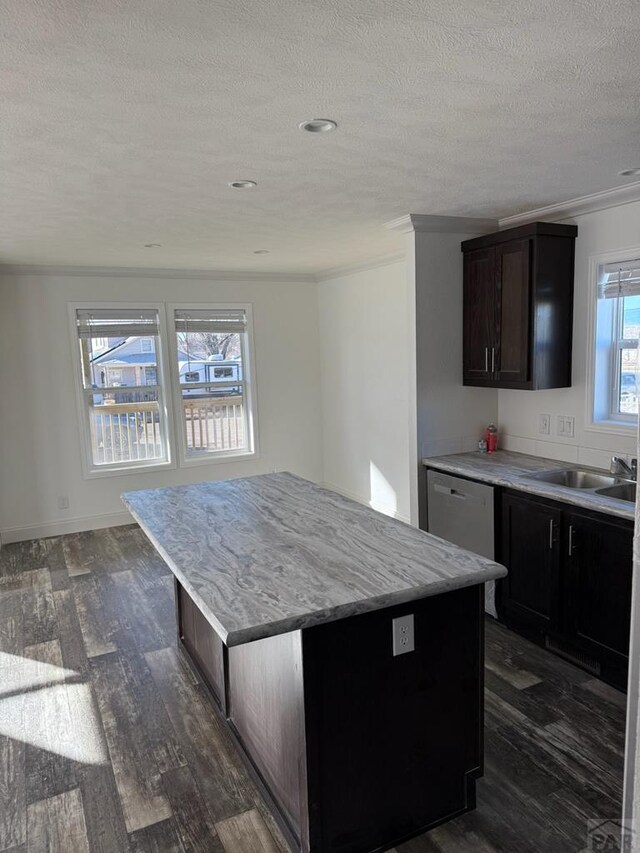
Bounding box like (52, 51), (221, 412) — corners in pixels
(0, 526), (626, 853)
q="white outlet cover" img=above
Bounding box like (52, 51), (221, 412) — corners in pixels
(538, 414), (551, 435)
(392, 614), (415, 656)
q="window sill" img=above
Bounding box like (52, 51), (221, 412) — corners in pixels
(584, 419), (638, 437)
(83, 459), (175, 480)
(179, 449), (258, 468)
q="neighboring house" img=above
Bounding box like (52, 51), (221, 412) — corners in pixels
(89, 336), (171, 388)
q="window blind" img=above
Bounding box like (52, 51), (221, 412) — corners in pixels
(174, 308), (247, 334)
(598, 259), (640, 300)
(76, 308), (160, 338)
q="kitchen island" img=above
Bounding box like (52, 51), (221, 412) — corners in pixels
(122, 473), (506, 853)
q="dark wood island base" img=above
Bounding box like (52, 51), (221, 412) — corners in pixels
(176, 580), (485, 853)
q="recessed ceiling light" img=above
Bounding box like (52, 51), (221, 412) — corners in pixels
(253, 249), (270, 254)
(619, 168), (640, 177)
(228, 180), (257, 189)
(144, 243), (162, 248)
(298, 118), (337, 133)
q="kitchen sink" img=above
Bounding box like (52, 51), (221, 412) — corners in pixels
(526, 469), (621, 489)
(595, 483), (637, 503)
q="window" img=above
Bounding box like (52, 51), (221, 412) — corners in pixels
(71, 302), (256, 476)
(73, 307), (171, 473)
(172, 307), (255, 462)
(592, 257), (640, 428)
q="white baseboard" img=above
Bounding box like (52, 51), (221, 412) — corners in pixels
(0, 510), (134, 544)
(322, 481), (411, 525)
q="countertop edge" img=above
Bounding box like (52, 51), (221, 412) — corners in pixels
(122, 493), (506, 648)
(422, 454), (635, 521)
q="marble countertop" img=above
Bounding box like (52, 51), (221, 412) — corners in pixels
(122, 473), (506, 646)
(422, 451), (635, 521)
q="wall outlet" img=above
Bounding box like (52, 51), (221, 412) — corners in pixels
(392, 614), (415, 656)
(57, 495), (69, 510)
(538, 414), (551, 435)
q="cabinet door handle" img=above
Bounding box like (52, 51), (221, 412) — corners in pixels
(491, 347), (496, 374)
(485, 347), (489, 372)
(548, 519), (554, 550)
(568, 524), (575, 556)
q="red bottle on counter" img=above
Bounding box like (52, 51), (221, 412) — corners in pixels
(485, 424), (498, 453)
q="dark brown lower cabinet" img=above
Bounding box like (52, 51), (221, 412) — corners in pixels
(498, 491), (633, 690)
(564, 509), (633, 689)
(176, 581), (485, 853)
(500, 492), (562, 632)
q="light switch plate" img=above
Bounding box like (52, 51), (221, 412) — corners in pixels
(557, 415), (575, 438)
(538, 414), (551, 435)
(392, 614), (415, 656)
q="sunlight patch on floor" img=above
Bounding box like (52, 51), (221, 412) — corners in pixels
(0, 651), (109, 764)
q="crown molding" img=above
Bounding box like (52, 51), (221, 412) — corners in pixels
(384, 213), (498, 235)
(0, 264), (317, 283)
(315, 252), (405, 282)
(498, 180), (640, 229)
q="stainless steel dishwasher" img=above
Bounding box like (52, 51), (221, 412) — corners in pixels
(426, 469), (497, 617)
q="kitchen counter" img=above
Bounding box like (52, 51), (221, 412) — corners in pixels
(123, 472), (505, 852)
(422, 450), (635, 521)
(122, 471), (506, 647)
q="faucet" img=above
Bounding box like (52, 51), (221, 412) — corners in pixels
(610, 456), (638, 481)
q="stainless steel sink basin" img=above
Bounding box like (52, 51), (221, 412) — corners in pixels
(595, 483), (637, 503)
(527, 469), (620, 489)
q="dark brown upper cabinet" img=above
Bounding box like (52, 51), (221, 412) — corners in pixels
(462, 222), (577, 390)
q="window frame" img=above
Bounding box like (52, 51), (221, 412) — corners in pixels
(68, 302), (176, 479)
(167, 302), (259, 468)
(586, 247), (640, 435)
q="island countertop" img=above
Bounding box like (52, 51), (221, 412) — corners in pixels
(122, 472), (506, 646)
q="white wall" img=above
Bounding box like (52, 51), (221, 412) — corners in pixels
(412, 230), (499, 459)
(410, 229), (499, 526)
(0, 271), (323, 541)
(498, 200), (640, 468)
(318, 260), (412, 523)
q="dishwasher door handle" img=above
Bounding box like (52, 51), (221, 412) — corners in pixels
(432, 483), (477, 501)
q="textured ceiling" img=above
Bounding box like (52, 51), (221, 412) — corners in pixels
(2, 0), (640, 273)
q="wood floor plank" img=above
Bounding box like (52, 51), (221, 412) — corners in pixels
(0, 538), (61, 578)
(484, 668), (559, 728)
(128, 817), (186, 853)
(63, 530), (130, 577)
(145, 647), (254, 823)
(0, 735), (26, 851)
(90, 653), (172, 834)
(215, 809), (280, 853)
(485, 687), (622, 812)
(161, 765), (225, 853)
(21, 570), (57, 648)
(52, 590), (89, 678)
(76, 764), (129, 853)
(483, 652), (542, 690)
(0, 587), (26, 851)
(73, 575), (119, 658)
(26, 788), (89, 853)
(23, 640), (79, 804)
(109, 569), (176, 654)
